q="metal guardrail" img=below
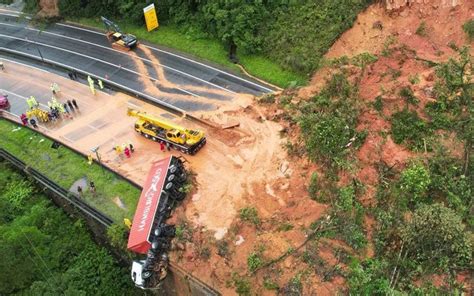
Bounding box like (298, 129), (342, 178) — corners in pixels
(0, 148), (113, 227)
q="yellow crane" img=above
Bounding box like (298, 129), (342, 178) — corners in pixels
(127, 108), (206, 155)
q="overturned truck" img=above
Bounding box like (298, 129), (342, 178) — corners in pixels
(127, 156), (187, 289)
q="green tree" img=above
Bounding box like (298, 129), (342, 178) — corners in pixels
(401, 203), (472, 271)
(202, 0), (268, 61)
(398, 162), (431, 206)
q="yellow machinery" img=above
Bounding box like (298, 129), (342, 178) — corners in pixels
(127, 108), (206, 155)
(101, 16), (137, 51)
(26, 108), (49, 123)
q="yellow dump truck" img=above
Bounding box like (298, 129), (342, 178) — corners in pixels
(127, 108), (206, 155)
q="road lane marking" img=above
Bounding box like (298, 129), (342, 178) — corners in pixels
(0, 34), (200, 98)
(56, 22), (273, 92)
(0, 46), (189, 116)
(0, 56), (51, 74)
(0, 21), (237, 94)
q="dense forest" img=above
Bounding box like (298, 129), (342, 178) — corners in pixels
(0, 162), (135, 295)
(24, 0), (371, 75)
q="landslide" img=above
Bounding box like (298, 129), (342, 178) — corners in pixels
(168, 1), (473, 295)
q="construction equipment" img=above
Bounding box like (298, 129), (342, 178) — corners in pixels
(127, 108), (206, 155)
(128, 156), (187, 289)
(101, 16), (137, 51)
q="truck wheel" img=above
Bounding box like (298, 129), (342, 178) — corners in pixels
(144, 134), (150, 139)
(152, 137), (157, 141)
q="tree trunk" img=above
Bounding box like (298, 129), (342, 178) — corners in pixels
(228, 40), (238, 64)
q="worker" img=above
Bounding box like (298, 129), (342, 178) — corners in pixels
(72, 99), (78, 109)
(87, 154), (93, 165)
(97, 79), (104, 90)
(29, 118), (38, 128)
(0, 61), (4, 71)
(89, 83), (96, 95)
(160, 142), (165, 152)
(30, 96), (38, 108)
(124, 218), (132, 229)
(124, 146), (131, 158)
(52, 83), (60, 93)
(87, 75), (94, 85)
(129, 143), (134, 153)
(89, 181), (96, 194)
(26, 97), (33, 109)
(20, 113), (28, 125)
(63, 103), (69, 113)
(67, 100), (74, 111)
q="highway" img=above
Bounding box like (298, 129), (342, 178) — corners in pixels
(0, 10), (273, 112)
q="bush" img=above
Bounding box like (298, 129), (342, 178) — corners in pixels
(239, 207), (260, 226)
(401, 203), (472, 271)
(463, 19), (474, 40)
(390, 109), (429, 150)
(308, 172), (319, 199)
(398, 162), (431, 207)
(299, 73), (361, 168)
(415, 21), (428, 37)
(399, 86), (419, 106)
(247, 252), (263, 272)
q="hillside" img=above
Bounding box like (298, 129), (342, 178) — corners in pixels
(171, 1), (473, 294)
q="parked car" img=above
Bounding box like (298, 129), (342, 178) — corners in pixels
(0, 94), (10, 110)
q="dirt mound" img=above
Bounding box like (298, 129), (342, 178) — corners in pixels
(37, 0), (59, 18)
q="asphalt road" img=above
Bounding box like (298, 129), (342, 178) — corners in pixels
(0, 10), (273, 112)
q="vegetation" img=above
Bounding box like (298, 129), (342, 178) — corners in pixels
(463, 19), (474, 40)
(239, 206), (261, 226)
(0, 0), (14, 5)
(0, 162), (134, 295)
(390, 109), (430, 151)
(247, 252), (263, 273)
(0, 120), (141, 222)
(415, 21), (428, 37)
(25, 0), (372, 86)
(298, 73), (362, 170)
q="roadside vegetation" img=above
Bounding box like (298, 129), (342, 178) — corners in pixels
(258, 46), (473, 294)
(0, 119), (141, 222)
(0, 162), (135, 295)
(23, 0), (371, 88)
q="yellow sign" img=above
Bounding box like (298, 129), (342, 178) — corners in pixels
(143, 3), (159, 32)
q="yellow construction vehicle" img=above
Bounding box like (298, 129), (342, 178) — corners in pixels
(101, 16), (137, 51)
(127, 108), (206, 155)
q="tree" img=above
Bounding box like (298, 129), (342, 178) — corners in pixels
(398, 162), (431, 207)
(202, 0), (268, 62)
(401, 203), (472, 271)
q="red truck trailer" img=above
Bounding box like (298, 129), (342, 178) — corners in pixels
(128, 156), (187, 289)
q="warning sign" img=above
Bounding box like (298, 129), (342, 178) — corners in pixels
(143, 3), (159, 32)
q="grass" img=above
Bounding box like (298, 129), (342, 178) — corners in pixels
(0, 119), (141, 222)
(68, 18), (306, 88)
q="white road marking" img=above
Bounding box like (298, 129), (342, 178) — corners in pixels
(55, 23), (274, 93)
(0, 21), (237, 95)
(0, 46), (189, 116)
(0, 33), (200, 98)
(0, 56), (51, 73)
(0, 88), (49, 109)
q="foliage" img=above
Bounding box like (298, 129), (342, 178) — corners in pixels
(462, 19), (474, 40)
(247, 252), (263, 272)
(107, 223), (129, 252)
(0, 120), (141, 222)
(0, 0), (13, 4)
(277, 221), (294, 232)
(427, 149), (473, 224)
(0, 164), (134, 295)
(408, 74), (420, 85)
(398, 162), (431, 207)
(57, 0), (370, 79)
(399, 86), (419, 106)
(263, 278), (279, 290)
(401, 203), (472, 271)
(348, 258), (391, 295)
(373, 95), (384, 112)
(201, 0), (267, 54)
(231, 273), (251, 296)
(390, 109), (430, 151)
(415, 21), (428, 37)
(263, 0), (371, 74)
(239, 206), (261, 226)
(299, 73), (361, 169)
(308, 172), (319, 200)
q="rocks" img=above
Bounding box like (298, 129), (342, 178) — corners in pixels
(372, 20), (383, 30)
(234, 235), (245, 246)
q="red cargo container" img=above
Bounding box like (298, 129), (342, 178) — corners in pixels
(127, 156), (172, 254)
